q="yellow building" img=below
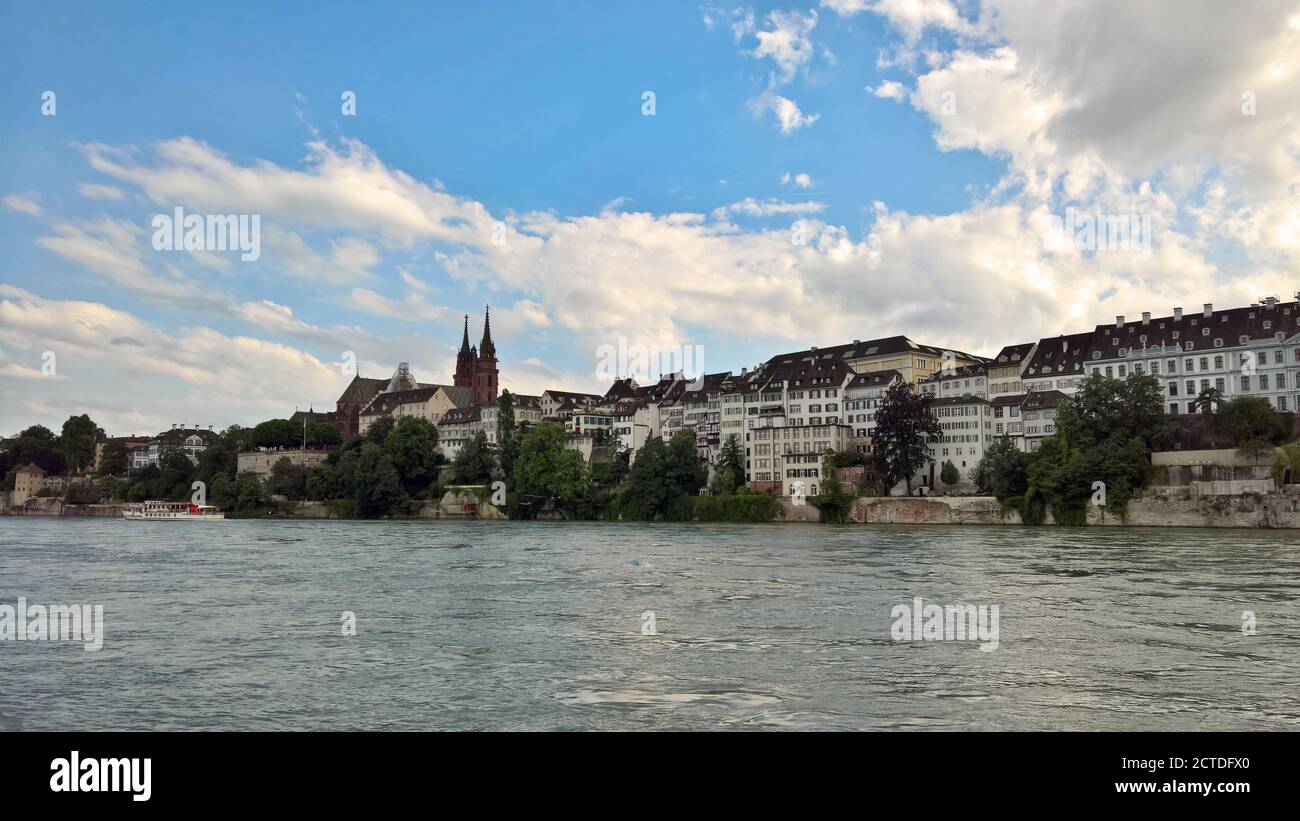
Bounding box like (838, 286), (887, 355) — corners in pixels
(11, 463), (47, 506)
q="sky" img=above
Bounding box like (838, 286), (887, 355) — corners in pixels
(2, 0), (1299, 436)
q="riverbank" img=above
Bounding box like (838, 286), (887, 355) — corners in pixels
(7, 488), (1300, 527)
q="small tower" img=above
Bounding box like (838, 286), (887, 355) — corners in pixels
(454, 314), (476, 390)
(474, 305), (499, 405)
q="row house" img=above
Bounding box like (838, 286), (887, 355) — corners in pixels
(919, 363), (990, 400)
(481, 394), (542, 445)
(750, 423), (854, 496)
(843, 370), (904, 454)
(987, 342), (1036, 398)
(680, 372), (733, 466)
(1081, 300), (1300, 414)
(129, 426), (219, 469)
(540, 389), (605, 421)
(1020, 390), (1070, 452)
(437, 405), (484, 459)
(1020, 332), (1092, 395)
(928, 395), (995, 487)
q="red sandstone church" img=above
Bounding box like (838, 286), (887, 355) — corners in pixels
(326, 307), (499, 438)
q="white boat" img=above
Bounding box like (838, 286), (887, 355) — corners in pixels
(122, 501), (226, 521)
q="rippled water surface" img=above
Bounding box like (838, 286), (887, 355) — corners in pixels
(1, 518), (1297, 730)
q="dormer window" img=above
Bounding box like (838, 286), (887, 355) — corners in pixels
(1185, 342), (1194, 351)
(1139, 335), (1147, 343)
(1263, 321), (1272, 329)
(1202, 327), (1210, 336)
(1239, 335), (1249, 344)
(1118, 348), (1128, 357)
(1172, 331), (1180, 339)
(1112, 338), (1119, 346)
(1091, 351), (1101, 360)
(1213, 339), (1223, 348)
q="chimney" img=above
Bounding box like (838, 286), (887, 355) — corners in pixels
(1266, 296), (1277, 308)
(1173, 306), (1183, 321)
(1061, 339), (1068, 352)
(1203, 303), (1213, 318)
(1142, 312), (1151, 325)
(1115, 315), (1125, 328)
(853, 339), (861, 345)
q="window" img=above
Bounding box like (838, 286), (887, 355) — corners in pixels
(1185, 359), (1194, 371)
(1169, 403), (1178, 414)
(1105, 366), (1113, 378)
(1151, 361), (1160, 374)
(1260, 375), (1269, 390)
(1168, 359), (1178, 372)
(1168, 382), (1178, 396)
(1241, 376), (1251, 391)
(1185, 381), (1195, 395)
(1199, 357), (1208, 371)
(1214, 355), (1223, 369)
(1258, 351), (1267, 365)
(1274, 350), (1283, 364)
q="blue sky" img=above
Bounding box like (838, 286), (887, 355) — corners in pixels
(2, 1), (1298, 435)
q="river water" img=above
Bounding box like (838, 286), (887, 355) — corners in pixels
(1, 518), (1297, 731)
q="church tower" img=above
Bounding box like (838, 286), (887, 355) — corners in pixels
(473, 305), (499, 405)
(454, 314), (476, 390)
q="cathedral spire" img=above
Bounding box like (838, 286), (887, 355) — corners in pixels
(459, 314), (471, 352)
(479, 305), (496, 359)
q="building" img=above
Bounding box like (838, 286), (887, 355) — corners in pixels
(752, 423), (854, 496)
(1021, 332), (1092, 395)
(1079, 300), (1300, 415)
(327, 308), (498, 437)
(540, 390), (606, 420)
(480, 394), (542, 445)
(236, 449), (332, 479)
(357, 382), (474, 435)
(11, 463), (47, 506)
(453, 307), (500, 407)
(1020, 389), (1070, 451)
(438, 406), (485, 458)
(988, 342), (1036, 398)
(130, 427), (219, 469)
(928, 394), (994, 487)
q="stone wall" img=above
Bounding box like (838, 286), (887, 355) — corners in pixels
(236, 449), (332, 479)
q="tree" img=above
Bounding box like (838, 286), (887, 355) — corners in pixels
(940, 460), (960, 487)
(60, 414), (99, 474)
(496, 391), (519, 483)
(712, 434), (745, 495)
(1215, 396), (1292, 451)
(978, 436), (1029, 503)
(618, 431), (705, 518)
(252, 418), (299, 450)
(514, 423), (589, 515)
(365, 416), (396, 446)
(267, 457), (309, 500)
(353, 443), (405, 515)
(451, 430), (496, 484)
(0, 425), (65, 476)
(871, 381), (942, 494)
(383, 416), (441, 492)
(305, 422), (342, 448)
(96, 439), (129, 476)
(1064, 372), (1173, 451)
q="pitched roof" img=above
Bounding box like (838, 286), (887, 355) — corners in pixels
(337, 376), (387, 405)
(845, 369), (903, 389)
(156, 428), (219, 444)
(439, 406), (482, 425)
(544, 389), (605, 404)
(360, 385), (473, 417)
(992, 342), (1036, 365)
(16, 462), (46, 476)
(1023, 332), (1093, 378)
(1021, 389), (1070, 411)
(1083, 300), (1300, 363)
(928, 394), (991, 407)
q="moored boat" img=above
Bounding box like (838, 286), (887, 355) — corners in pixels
(122, 501), (226, 521)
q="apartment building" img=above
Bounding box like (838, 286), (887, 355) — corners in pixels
(1020, 332), (1092, 395)
(1081, 300), (1300, 414)
(987, 342), (1036, 398)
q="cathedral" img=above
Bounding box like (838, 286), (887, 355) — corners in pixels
(326, 306), (499, 438)
(454, 306), (499, 406)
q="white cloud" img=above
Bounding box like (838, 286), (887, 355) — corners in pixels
(347, 287), (448, 322)
(870, 80), (908, 101)
(749, 9), (820, 83)
(713, 198), (827, 219)
(3, 193), (42, 216)
(76, 182), (126, 201)
(749, 91), (821, 134)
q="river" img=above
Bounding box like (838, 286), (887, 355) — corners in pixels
(1, 518), (1297, 730)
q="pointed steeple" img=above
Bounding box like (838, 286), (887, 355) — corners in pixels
(459, 314), (471, 352)
(479, 305), (496, 359)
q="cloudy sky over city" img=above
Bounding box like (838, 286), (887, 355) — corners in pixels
(2, 0), (1299, 435)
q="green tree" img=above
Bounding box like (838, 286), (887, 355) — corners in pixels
(267, 457), (310, 500)
(0, 425), (65, 476)
(305, 422), (342, 448)
(383, 416), (442, 492)
(365, 416), (396, 446)
(871, 381), (942, 494)
(451, 430), (496, 484)
(940, 460), (960, 486)
(252, 418), (299, 449)
(514, 423), (589, 515)
(60, 414), (100, 474)
(978, 436), (1029, 503)
(353, 442), (405, 515)
(1216, 396), (1292, 450)
(96, 439), (129, 476)
(712, 434), (745, 495)
(496, 391), (519, 483)
(617, 431), (705, 518)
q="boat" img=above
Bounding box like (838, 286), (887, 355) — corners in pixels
(122, 501), (226, 521)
